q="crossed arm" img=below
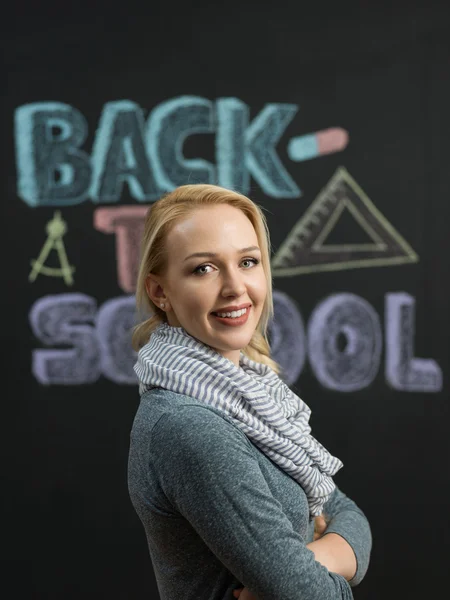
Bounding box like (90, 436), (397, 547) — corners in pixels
(153, 405), (371, 599)
(308, 518), (358, 581)
(233, 516), (360, 599)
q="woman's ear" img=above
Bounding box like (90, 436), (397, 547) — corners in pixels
(145, 274), (167, 308)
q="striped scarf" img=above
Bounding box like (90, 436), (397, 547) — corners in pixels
(134, 322), (343, 517)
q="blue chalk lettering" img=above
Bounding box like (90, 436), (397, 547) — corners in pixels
(146, 96), (215, 190)
(216, 98), (249, 193)
(91, 101), (160, 202)
(15, 103), (91, 207)
(287, 134), (319, 162)
(245, 103), (300, 198)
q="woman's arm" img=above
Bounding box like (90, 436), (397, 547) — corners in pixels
(151, 405), (354, 600)
(233, 517), (357, 599)
(309, 513), (357, 579)
(315, 486), (373, 586)
(233, 516), (354, 600)
(306, 532), (357, 581)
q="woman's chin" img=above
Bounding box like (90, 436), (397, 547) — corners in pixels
(215, 331), (254, 350)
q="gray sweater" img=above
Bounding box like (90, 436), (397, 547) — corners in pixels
(128, 388), (372, 599)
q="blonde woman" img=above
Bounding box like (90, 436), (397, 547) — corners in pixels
(128, 185), (372, 599)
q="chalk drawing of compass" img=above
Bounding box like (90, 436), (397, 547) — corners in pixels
(29, 211), (75, 286)
(272, 167), (418, 276)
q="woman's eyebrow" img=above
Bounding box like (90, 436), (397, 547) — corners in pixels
(183, 246), (261, 262)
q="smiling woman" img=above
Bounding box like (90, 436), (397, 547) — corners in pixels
(132, 184), (278, 372)
(128, 184), (372, 600)
(143, 203), (267, 366)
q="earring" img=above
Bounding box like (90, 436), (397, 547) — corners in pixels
(160, 303), (165, 309)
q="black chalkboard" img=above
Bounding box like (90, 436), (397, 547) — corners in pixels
(3, 2), (449, 598)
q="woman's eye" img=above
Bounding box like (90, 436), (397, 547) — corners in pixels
(242, 258), (260, 268)
(193, 264), (213, 275)
(193, 258), (259, 276)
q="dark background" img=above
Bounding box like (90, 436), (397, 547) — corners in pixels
(2, 1), (450, 598)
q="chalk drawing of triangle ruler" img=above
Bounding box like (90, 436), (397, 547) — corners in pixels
(271, 167), (419, 276)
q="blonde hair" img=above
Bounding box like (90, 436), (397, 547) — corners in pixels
(132, 184), (281, 375)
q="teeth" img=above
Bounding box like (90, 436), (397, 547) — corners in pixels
(216, 308), (248, 318)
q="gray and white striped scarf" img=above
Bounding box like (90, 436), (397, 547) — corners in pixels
(134, 322), (343, 517)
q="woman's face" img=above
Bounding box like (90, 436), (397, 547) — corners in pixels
(148, 204), (267, 366)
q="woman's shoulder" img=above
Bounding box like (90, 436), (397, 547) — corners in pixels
(139, 387), (251, 453)
(141, 386), (230, 419)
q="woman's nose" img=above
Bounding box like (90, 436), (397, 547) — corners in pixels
(221, 268), (246, 297)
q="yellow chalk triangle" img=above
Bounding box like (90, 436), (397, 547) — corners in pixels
(272, 167), (418, 276)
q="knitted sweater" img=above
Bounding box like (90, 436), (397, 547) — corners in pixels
(128, 388), (372, 599)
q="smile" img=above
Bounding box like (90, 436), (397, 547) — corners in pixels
(215, 308), (248, 318)
(211, 307), (251, 326)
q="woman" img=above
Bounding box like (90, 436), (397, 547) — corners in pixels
(128, 184), (372, 599)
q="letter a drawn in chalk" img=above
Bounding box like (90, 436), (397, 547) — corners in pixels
(29, 211), (75, 285)
(271, 167), (419, 276)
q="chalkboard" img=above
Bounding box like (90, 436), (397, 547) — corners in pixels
(3, 2), (449, 598)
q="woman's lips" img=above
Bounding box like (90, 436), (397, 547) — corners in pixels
(211, 306), (251, 327)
